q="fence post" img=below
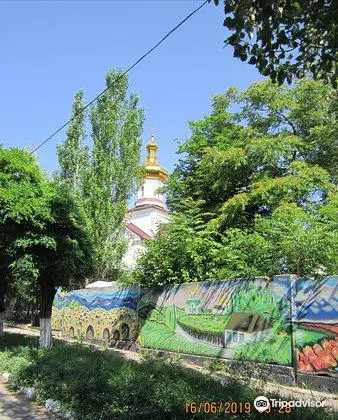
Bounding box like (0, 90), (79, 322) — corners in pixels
(289, 274), (298, 383)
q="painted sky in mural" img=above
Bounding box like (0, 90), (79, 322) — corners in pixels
(54, 286), (141, 312)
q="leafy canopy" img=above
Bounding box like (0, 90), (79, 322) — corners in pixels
(136, 79), (337, 285)
(57, 69), (145, 281)
(211, 1), (338, 88)
(0, 146), (94, 319)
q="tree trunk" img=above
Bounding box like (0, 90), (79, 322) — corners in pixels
(0, 314), (4, 337)
(0, 275), (6, 337)
(26, 304), (30, 323)
(39, 317), (52, 349)
(39, 278), (56, 349)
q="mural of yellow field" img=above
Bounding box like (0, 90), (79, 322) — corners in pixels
(52, 285), (140, 342)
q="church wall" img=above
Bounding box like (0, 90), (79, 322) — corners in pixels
(129, 208), (155, 236)
(122, 240), (146, 269)
(129, 207), (169, 236)
(139, 178), (164, 200)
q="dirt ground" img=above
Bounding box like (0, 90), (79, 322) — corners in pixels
(0, 381), (47, 420)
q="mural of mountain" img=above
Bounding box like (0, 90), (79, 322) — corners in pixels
(296, 278), (338, 323)
(53, 288), (140, 311)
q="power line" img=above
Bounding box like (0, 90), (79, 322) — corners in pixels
(30, 0), (209, 155)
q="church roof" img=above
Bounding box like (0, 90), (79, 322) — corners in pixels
(143, 131), (169, 182)
(125, 222), (151, 239)
(127, 203), (169, 216)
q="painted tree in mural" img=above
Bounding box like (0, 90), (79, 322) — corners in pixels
(57, 69), (145, 280)
(166, 304), (177, 332)
(185, 285), (202, 314)
(137, 79), (338, 285)
(0, 147), (94, 347)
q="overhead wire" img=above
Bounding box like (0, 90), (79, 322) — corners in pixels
(30, 0), (209, 155)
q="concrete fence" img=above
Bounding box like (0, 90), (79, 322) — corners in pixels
(52, 275), (338, 382)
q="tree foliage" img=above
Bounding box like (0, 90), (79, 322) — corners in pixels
(137, 79), (337, 286)
(57, 69), (145, 280)
(135, 199), (224, 286)
(57, 90), (89, 195)
(0, 147), (94, 346)
(211, 0), (338, 88)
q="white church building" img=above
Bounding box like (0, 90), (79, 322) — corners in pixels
(122, 133), (171, 268)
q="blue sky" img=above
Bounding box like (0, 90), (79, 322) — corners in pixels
(0, 0), (263, 175)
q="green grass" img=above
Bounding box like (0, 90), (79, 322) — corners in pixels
(178, 314), (230, 333)
(295, 329), (327, 347)
(0, 333), (334, 420)
(233, 334), (292, 365)
(141, 319), (223, 357)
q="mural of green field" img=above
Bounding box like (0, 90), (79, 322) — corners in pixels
(233, 334), (291, 364)
(139, 277), (293, 365)
(140, 318), (222, 357)
(178, 314), (231, 333)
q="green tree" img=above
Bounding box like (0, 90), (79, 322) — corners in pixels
(211, 1), (338, 87)
(137, 79), (337, 284)
(167, 79), (336, 227)
(0, 147), (48, 336)
(135, 199), (225, 286)
(57, 69), (145, 281)
(57, 90), (89, 196)
(0, 147), (94, 347)
(219, 200), (338, 278)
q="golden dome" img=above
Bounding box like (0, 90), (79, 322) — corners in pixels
(143, 130), (169, 182)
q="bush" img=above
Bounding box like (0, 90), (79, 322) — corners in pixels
(0, 333), (334, 420)
(207, 360), (226, 373)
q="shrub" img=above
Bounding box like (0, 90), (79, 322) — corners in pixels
(0, 333), (335, 420)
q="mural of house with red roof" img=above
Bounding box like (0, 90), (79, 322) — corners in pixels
(122, 132), (171, 268)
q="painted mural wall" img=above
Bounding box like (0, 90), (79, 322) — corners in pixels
(51, 275), (338, 377)
(295, 276), (338, 376)
(138, 275), (293, 366)
(52, 285), (141, 342)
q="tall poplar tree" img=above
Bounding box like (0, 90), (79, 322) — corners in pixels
(57, 69), (145, 280)
(57, 90), (89, 196)
(88, 70), (145, 279)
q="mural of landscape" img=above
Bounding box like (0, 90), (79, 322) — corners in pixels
(52, 285), (141, 342)
(51, 275), (338, 376)
(138, 276), (293, 365)
(295, 276), (338, 376)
